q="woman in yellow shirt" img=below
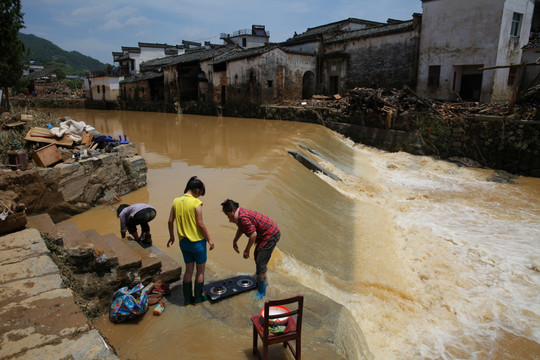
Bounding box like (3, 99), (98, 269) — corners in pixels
(167, 176), (215, 306)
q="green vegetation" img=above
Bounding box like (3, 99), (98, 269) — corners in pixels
(18, 33), (107, 75)
(0, 0), (26, 111)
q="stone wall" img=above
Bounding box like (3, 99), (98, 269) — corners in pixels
(259, 105), (540, 177)
(0, 144), (147, 222)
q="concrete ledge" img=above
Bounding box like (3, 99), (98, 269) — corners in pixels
(18, 329), (118, 360)
(0, 228), (50, 265)
(0, 255), (59, 284)
(0, 288), (90, 359)
(0, 273), (63, 308)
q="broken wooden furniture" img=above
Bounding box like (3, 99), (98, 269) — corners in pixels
(31, 143), (63, 167)
(251, 295), (304, 360)
(6, 149), (28, 170)
(24, 127), (74, 147)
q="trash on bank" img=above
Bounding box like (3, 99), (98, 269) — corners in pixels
(153, 301), (166, 316)
(0, 198), (27, 235)
(32, 143), (63, 167)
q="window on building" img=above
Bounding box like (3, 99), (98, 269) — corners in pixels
(102, 85), (106, 94)
(428, 65), (441, 86)
(267, 80), (273, 88)
(242, 38), (247, 47)
(97, 86), (100, 93)
(508, 66), (518, 86)
(510, 12), (522, 37)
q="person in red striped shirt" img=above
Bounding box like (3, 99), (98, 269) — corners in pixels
(221, 199), (280, 299)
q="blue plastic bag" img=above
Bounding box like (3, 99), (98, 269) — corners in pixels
(109, 283), (149, 323)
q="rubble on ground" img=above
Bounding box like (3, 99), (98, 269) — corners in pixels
(277, 85), (540, 121)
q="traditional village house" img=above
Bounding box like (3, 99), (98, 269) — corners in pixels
(139, 46), (236, 103)
(120, 71), (164, 101)
(87, 73), (122, 101)
(320, 16), (422, 95)
(210, 44), (317, 104)
(117, 41), (211, 102)
(281, 18), (386, 93)
(86, 42), (187, 103)
(220, 25), (270, 48)
(283, 18), (385, 53)
(416, 0), (536, 103)
(114, 42), (183, 75)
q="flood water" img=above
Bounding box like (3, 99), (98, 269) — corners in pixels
(48, 108), (540, 360)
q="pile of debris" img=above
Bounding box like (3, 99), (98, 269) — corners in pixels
(278, 85), (540, 121)
(0, 111), (126, 171)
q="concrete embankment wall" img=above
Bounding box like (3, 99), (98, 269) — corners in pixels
(259, 105), (540, 177)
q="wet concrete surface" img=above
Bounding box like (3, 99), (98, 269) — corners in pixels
(0, 225), (118, 359)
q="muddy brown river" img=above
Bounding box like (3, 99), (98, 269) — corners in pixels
(48, 109), (540, 359)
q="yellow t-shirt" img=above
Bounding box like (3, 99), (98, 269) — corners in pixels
(172, 193), (204, 242)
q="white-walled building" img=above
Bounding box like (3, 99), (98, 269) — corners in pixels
(87, 75), (123, 101)
(113, 43), (184, 75)
(416, 0), (535, 103)
(220, 25), (270, 49)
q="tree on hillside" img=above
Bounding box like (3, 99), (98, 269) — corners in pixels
(0, 0), (25, 111)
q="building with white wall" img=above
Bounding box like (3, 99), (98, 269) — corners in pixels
(113, 43), (184, 75)
(416, 0), (535, 103)
(220, 25), (270, 49)
(87, 75), (123, 101)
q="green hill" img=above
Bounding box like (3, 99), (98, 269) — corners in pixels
(18, 33), (107, 75)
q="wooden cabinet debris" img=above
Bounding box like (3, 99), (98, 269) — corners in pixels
(32, 144), (63, 167)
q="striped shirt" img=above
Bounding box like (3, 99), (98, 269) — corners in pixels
(237, 208), (280, 250)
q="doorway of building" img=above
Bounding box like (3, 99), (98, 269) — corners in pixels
(459, 74), (483, 101)
(329, 76), (339, 95)
(302, 71), (315, 99)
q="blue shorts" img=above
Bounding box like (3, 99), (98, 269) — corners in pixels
(179, 237), (207, 265)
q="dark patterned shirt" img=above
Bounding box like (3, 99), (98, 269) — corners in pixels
(237, 208), (280, 249)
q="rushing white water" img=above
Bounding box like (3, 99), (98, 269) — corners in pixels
(52, 109), (540, 359)
(276, 134), (540, 359)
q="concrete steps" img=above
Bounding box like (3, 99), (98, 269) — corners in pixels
(28, 213), (182, 286)
(117, 235), (162, 282)
(82, 229), (120, 269)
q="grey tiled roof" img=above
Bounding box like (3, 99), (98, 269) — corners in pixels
(212, 44), (315, 64)
(139, 46), (236, 69)
(285, 18), (384, 43)
(120, 71), (163, 84)
(326, 20), (415, 44)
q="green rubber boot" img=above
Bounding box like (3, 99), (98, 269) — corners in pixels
(182, 282), (193, 306)
(194, 281), (207, 305)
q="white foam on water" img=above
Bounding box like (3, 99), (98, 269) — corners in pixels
(296, 139), (540, 359)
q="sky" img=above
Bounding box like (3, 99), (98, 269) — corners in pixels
(21, 0), (422, 64)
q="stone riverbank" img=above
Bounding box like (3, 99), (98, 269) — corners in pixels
(0, 143), (147, 223)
